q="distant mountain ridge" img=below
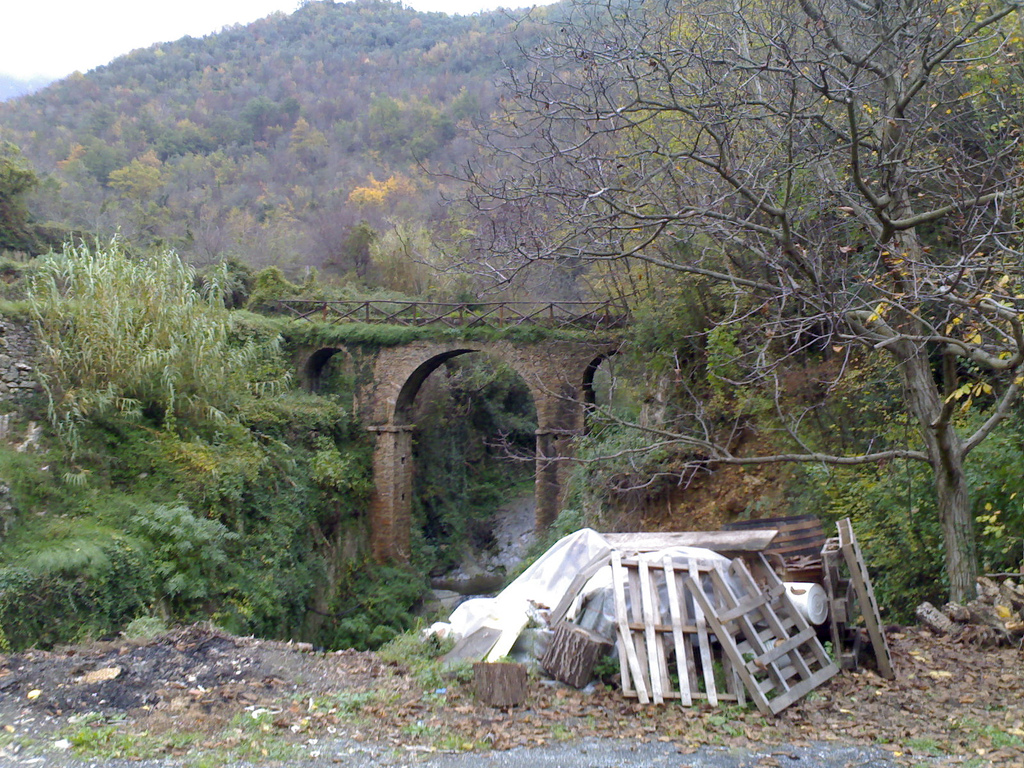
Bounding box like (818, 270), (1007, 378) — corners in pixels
(0, 75), (54, 102)
(0, 0), (557, 278)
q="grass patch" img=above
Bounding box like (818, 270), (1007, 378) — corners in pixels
(979, 724), (1024, 750)
(904, 737), (945, 756)
(377, 629), (473, 691)
(64, 721), (202, 760)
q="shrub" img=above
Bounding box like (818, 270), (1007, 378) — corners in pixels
(0, 537), (156, 650)
(27, 239), (286, 451)
(129, 503), (236, 615)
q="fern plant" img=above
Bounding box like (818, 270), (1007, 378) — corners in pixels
(27, 238), (289, 452)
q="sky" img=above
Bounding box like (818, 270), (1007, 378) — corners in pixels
(0, 0), (537, 81)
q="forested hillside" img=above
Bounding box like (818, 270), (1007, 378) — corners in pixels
(0, 0), (547, 280)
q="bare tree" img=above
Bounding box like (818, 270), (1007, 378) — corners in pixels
(463, 0), (1024, 602)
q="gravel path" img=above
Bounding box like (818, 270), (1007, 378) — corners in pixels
(1, 735), (920, 768)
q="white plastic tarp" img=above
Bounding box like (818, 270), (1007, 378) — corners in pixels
(430, 528), (611, 659)
(431, 532), (755, 664)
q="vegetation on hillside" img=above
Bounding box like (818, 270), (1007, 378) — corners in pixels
(0, 240), (543, 650)
(2, 0), (1023, 653)
(0, 0), (552, 288)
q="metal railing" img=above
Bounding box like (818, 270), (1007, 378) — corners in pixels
(275, 299), (631, 331)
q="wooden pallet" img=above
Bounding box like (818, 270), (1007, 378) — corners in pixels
(687, 555), (839, 716)
(611, 551), (745, 706)
(822, 518), (895, 679)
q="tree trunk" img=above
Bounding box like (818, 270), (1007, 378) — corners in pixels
(897, 350), (979, 603)
(473, 662), (528, 707)
(932, 445), (978, 603)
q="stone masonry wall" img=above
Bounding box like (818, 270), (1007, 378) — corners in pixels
(0, 319), (40, 401)
(356, 338), (617, 561)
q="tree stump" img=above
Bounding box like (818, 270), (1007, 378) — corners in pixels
(540, 621), (612, 689)
(473, 662), (528, 707)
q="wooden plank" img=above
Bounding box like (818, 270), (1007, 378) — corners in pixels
(624, 621), (700, 632)
(715, 563), (791, 696)
(612, 551), (648, 703)
(837, 518), (895, 680)
(746, 628), (815, 669)
(547, 550), (612, 627)
(626, 559), (652, 697)
(647, 564), (672, 699)
(686, 571), (767, 715)
(675, 559), (700, 704)
(689, 560), (718, 706)
(821, 539), (847, 652)
(762, 666), (839, 715)
(731, 558), (816, 684)
(662, 555), (692, 706)
(603, 530), (778, 553)
(440, 627), (502, 665)
(638, 559), (665, 704)
(689, 557), (840, 716)
(716, 591), (773, 623)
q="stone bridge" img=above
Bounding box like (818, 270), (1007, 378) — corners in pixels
(301, 338), (617, 561)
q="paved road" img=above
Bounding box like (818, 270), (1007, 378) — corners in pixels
(1, 736), (943, 768)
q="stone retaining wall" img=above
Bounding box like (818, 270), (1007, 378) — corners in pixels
(0, 319), (39, 401)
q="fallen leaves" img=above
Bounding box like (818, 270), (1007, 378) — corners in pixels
(0, 624), (1022, 764)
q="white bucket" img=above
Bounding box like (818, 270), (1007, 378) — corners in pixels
(784, 582), (828, 625)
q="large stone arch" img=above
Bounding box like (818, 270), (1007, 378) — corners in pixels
(358, 339), (615, 561)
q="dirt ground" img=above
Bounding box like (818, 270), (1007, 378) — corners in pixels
(1, 623), (1022, 766)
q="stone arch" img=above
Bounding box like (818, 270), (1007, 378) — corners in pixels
(581, 350), (618, 411)
(392, 348), (477, 424)
(363, 339), (615, 562)
(304, 347), (344, 393)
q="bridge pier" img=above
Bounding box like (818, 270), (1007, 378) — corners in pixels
(368, 424), (416, 562)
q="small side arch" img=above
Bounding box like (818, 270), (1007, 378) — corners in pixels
(304, 347), (345, 393)
(581, 349), (618, 421)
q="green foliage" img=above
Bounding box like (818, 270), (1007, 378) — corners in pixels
(122, 615), (168, 639)
(562, 423), (679, 530)
(238, 390), (357, 445)
(283, 318), (435, 349)
(311, 437), (374, 500)
(705, 323), (742, 411)
(626, 272), (718, 378)
(964, 414), (1024, 572)
(0, 537), (156, 650)
(246, 266), (301, 311)
(64, 721), (202, 761)
(0, 0), (538, 278)
(377, 629), (470, 689)
(0, 142), (41, 254)
(411, 356), (536, 572)
(316, 562), (428, 650)
(200, 257), (253, 309)
(27, 239), (287, 450)
(129, 503), (236, 611)
(810, 460), (946, 622)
